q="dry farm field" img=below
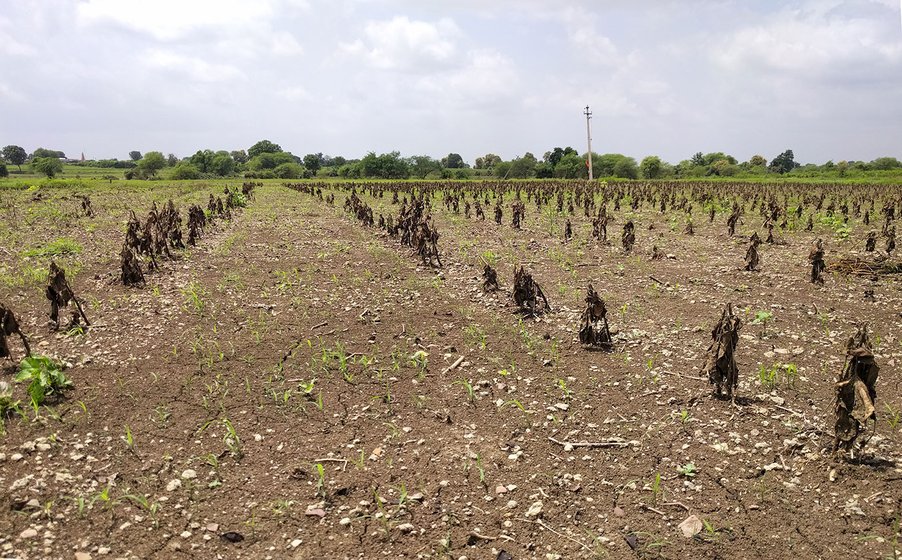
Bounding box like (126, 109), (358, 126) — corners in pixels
(0, 179), (901, 560)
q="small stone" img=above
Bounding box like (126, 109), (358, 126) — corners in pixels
(495, 485), (508, 494)
(75, 552), (92, 560)
(525, 501), (543, 518)
(180, 531), (192, 538)
(339, 517), (351, 526)
(290, 538), (302, 548)
(19, 528), (38, 539)
(679, 515), (703, 538)
(181, 469), (197, 480)
(166, 479), (182, 492)
(97, 547), (110, 555)
(396, 523), (415, 534)
(206, 523), (219, 532)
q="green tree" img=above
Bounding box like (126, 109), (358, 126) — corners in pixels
(534, 162), (554, 178)
(190, 150), (215, 173)
(33, 148), (65, 159)
(2, 145), (27, 170)
(442, 153), (465, 169)
(32, 157), (63, 178)
(248, 140), (282, 159)
(358, 151), (410, 179)
(710, 159), (738, 176)
(553, 152), (583, 179)
(640, 156), (664, 179)
(248, 151), (296, 171)
(211, 151), (236, 176)
(702, 152), (737, 166)
(274, 162), (304, 179)
(169, 162), (200, 180)
(303, 153), (323, 175)
(544, 147), (577, 168)
(129, 151), (142, 161)
(137, 151), (166, 177)
(612, 157), (638, 179)
(769, 149), (798, 174)
(166, 153), (179, 167)
(475, 153), (501, 170)
(230, 150), (248, 164)
(748, 154), (767, 167)
(507, 152), (537, 178)
(870, 157), (901, 170)
(407, 155), (442, 178)
(0, 163), (8, 178)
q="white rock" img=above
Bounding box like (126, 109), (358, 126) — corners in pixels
(181, 469), (197, 480)
(19, 528), (38, 539)
(166, 479), (182, 492)
(525, 501), (543, 518)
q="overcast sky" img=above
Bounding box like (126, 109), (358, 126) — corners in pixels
(1, 0), (900, 165)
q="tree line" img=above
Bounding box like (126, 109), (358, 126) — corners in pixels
(1, 141), (900, 180)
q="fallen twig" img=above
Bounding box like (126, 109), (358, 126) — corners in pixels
(517, 518), (593, 552)
(441, 355), (465, 375)
(548, 436), (637, 449)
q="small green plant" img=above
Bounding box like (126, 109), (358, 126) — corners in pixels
(22, 237), (82, 258)
(677, 462), (696, 478)
(885, 403), (901, 431)
(758, 362), (798, 390)
(122, 424), (139, 456)
(314, 463), (326, 498)
(463, 325), (487, 350)
(555, 377), (573, 400)
(455, 378), (476, 404)
(221, 417), (242, 459)
(409, 350), (429, 377)
(675, 409), (691, 424)
(181, 282), (207, 314)
(751, 310), (774, 338)
(648, 472), (662, 504)
(15, 356), (72, 412)
(0, 381), (23, 434)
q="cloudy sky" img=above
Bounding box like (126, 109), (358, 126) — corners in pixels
(1, 0), (900, 165)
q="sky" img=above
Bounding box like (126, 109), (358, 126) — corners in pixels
(1, 0), (900, 165)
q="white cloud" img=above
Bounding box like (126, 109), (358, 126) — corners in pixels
(271, 32), (304, 56)
(715, 9), (902, 81)
(0, 82), (26, 102)
(76, 0), (276, 40)
(143, 49), (245, 83)
(341, 16), (461, 71)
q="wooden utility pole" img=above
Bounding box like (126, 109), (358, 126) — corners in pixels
(584, 105), (593, 181)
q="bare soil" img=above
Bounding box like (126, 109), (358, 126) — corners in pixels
(0, 181), (900, 560)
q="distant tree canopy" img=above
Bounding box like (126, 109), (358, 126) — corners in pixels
(2, 145), (27, 170)
(32, 157), (63, 178)
(407, 155), (443, 179)
(640, 155), (664, 179)
(129, 151), (142, 161)
(137, 151), (166, 177)
(169, 162), (201, 180)
(748, 155), (767, 167)
(303, 153), (323, 175)
(442, 153), (466, 169)
(769, 149), (798, 174)
(248, 139), (283, 159)
(32, 147), (65, 159)
(0, 163), (8, 178)
(474, 153), (501, 170)
(359, 151), (410, 179)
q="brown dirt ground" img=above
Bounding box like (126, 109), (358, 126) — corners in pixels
(0, 181), (900, 560)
